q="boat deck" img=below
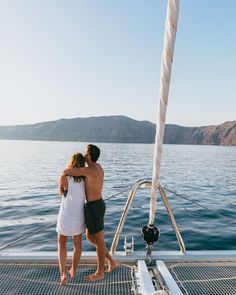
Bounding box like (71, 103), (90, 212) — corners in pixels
(0, 263), (137, 295)
(169, 262), (236, 295)
(2, 254), (236, 294)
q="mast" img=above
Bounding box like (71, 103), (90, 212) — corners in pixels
(149, 0), (180, 225)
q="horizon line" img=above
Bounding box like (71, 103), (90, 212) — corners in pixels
(0, 115), (235, 128)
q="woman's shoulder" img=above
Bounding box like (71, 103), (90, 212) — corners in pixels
(59, 174), (68, 183)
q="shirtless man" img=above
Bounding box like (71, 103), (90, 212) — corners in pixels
(63, 144), (118, 281)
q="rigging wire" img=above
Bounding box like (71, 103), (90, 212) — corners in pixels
(0, 186), (132, 251)
(163, 186), (236, 224)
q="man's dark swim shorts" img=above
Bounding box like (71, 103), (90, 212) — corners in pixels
(84, 198), (106, 234)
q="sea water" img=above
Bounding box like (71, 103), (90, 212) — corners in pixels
(0, 140), (235, 252)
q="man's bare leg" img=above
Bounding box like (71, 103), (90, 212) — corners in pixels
(86, 230), (118, 273)
(86, 230), (97, 248)
(69, 234), (82, 278)
(58, 234), (68, 285)
(106, 251), (119, 273)
(85, 230), (106, 281)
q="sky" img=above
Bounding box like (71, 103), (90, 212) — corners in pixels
(0, 0), (235, 127)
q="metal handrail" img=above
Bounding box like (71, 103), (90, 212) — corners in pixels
(110, 179), (186, 254)
(159, 186), (185, 253)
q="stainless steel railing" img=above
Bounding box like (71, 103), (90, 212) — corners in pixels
(110, 179), (186, 254)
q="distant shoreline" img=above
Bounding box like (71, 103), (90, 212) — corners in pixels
(1, 138), (236, 149)
(0, 116), (235, 146)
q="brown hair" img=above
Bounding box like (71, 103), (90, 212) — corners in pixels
(87, 144), (100, 162)
(68, 153), (85, 182)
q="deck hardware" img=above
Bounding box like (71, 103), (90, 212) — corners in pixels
(142, 223), (160, 256)
(124, 236), (134, 255)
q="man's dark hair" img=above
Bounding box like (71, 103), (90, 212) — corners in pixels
(87, 144), (100, 162)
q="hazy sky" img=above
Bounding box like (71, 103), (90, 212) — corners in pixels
(0, 0), (235, 127)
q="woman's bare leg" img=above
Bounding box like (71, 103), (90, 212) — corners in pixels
(69, 234), (82, 278)
(58, 234), (68, 285)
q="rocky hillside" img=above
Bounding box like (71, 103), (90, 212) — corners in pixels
(164, 121), (236, 146)
(0, 116), (235, 145)
(0, 116), (155, 143)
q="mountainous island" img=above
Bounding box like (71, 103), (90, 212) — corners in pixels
(0, 116), (235, 146)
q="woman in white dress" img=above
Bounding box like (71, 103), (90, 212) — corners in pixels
(57, 152), (86, 285)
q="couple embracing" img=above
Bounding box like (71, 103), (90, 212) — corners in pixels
(56, 144), (117, 285)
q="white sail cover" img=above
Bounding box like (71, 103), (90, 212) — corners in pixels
(149, 0), (180, 225)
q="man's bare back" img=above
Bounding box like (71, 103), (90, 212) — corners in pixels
(84, 163), (104, 202)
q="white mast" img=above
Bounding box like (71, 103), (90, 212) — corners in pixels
(149, 0), (180, 225)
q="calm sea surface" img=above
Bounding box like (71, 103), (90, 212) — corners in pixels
(0, 140), (235, 252)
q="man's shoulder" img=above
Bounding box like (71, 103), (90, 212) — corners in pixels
(90, 163), (104, 175)
(98, 164), (104, 177)
(95, 162), (103, 169)
(96, 163), (103, 171)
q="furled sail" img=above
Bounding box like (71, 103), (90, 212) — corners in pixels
(149, 0), (180, 225)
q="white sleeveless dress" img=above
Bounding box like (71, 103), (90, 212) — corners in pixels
(56, 177), (86, 236)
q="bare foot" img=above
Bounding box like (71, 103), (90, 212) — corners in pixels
(85, 272), (104, 282)
(60, 273), (67, 286)
(107, 261), (119, 273)
(68, 268), (75, 279)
